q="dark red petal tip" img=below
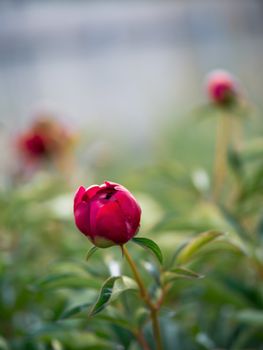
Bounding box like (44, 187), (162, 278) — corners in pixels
(74, 186), (86, 209)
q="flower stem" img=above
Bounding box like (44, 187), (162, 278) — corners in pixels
(231, 116), (243, 152)
(150, 308), (163, 350)
(213, 113), (231, 201)
(122, 245), (148, 302)
(122, 245), (163, 350)
(135, 330), (151, 350)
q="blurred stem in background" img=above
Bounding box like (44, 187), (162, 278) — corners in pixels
(229, 115), (245, 204)
(122, 245), (163, 350)
(213, 113), (231, 201)
(135, 330), (151, 350)
(231, 116), (243, 152)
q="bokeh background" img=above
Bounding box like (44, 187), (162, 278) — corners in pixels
(1, 0), (263, 158)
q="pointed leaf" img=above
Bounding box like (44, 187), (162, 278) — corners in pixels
(112, 276), (138, 299)
(170, 267), (204, 279)
(132, 237), (163, 264)
(89, 275), (137, 317)
(89, 276), (121, 317)
(60, 302), (92, 319)
(86, 246), (98, 261)
(176, 230), (223, 264)
(163, 267), (204, 284)
(168, 241), (189, 269)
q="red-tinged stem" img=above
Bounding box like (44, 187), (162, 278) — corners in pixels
(122, 245), (163, 350)
(135, 330), (151, 350)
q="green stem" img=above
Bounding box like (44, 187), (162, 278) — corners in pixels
(213, 113), (231, 201)
(150, 308), (163, 350)
(122, 245), (163, 350)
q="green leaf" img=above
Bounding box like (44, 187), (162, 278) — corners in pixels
(132, 237), (163, 264)
(170, 267), (204, 279)
(257, 215), (263, 238)
(168, 241), (189, 269)
(32, 323), (116, 349)
(112, 276), (138, 299)
(218, 205), (250, 241)
(241, 138), (263, 162)
(60, 302), (92, 319)
(135, 307), (149, 327)
(152, 215), (208, 233)
(89, 276), (121, 317)
(35, 273), (73, 287)
(30, 320), (78, 337)
(86, 246), (98, 261)
(0, 336), (9, 350)
(238, 165), (263, 202)
(235, 309), (263, 326)
(32, 272), (100, 290)
(96, 314), (133, 331)
(228, 147), (243, 177)
(89, 276), (137, 317)
(197, 239), (246, 256)
(163, 267), (204, 283)
(175, 230), (223, 264)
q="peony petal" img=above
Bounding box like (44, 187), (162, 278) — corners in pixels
(74, 202), (91, 237)
(104, 181), (120, 189)
(95, 201), (130, 244)
(113, 189), (141, 232)
(85, 185), (101, 199)
(89, 197), (106, 237)
(73, 186), (86, 210)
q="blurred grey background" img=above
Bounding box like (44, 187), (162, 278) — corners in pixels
(0, 0), (262, 147)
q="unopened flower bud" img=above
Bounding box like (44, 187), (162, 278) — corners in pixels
(73, 181), (141, 248)
(206, 69), (238, 106)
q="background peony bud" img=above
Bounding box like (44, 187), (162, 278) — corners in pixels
(17, 117), (74, 162)
(19, 132), (48, 159)
(205, 69), (238, 105)
(73, 181), (141, 248)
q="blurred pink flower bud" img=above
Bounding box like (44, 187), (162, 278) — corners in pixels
(206, 69), (239, 105)
(17, 117), (74, 162)
(18, 132), (48, 159)
(74, 181), (141, 248)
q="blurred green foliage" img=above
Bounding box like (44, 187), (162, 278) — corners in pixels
(0, 105), (263, 350)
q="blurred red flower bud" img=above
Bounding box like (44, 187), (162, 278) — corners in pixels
(17, 117), (74, 162)
(74, 181), (141, 248)
(206, 69), (238, 105)
(19, 132), (48, 158)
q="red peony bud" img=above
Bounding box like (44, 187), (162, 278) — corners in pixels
(206, 69), (238, 105)
(18, 132), (49, 159)
(73, 181), (141, 248)
(17, 117), (75, 163)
